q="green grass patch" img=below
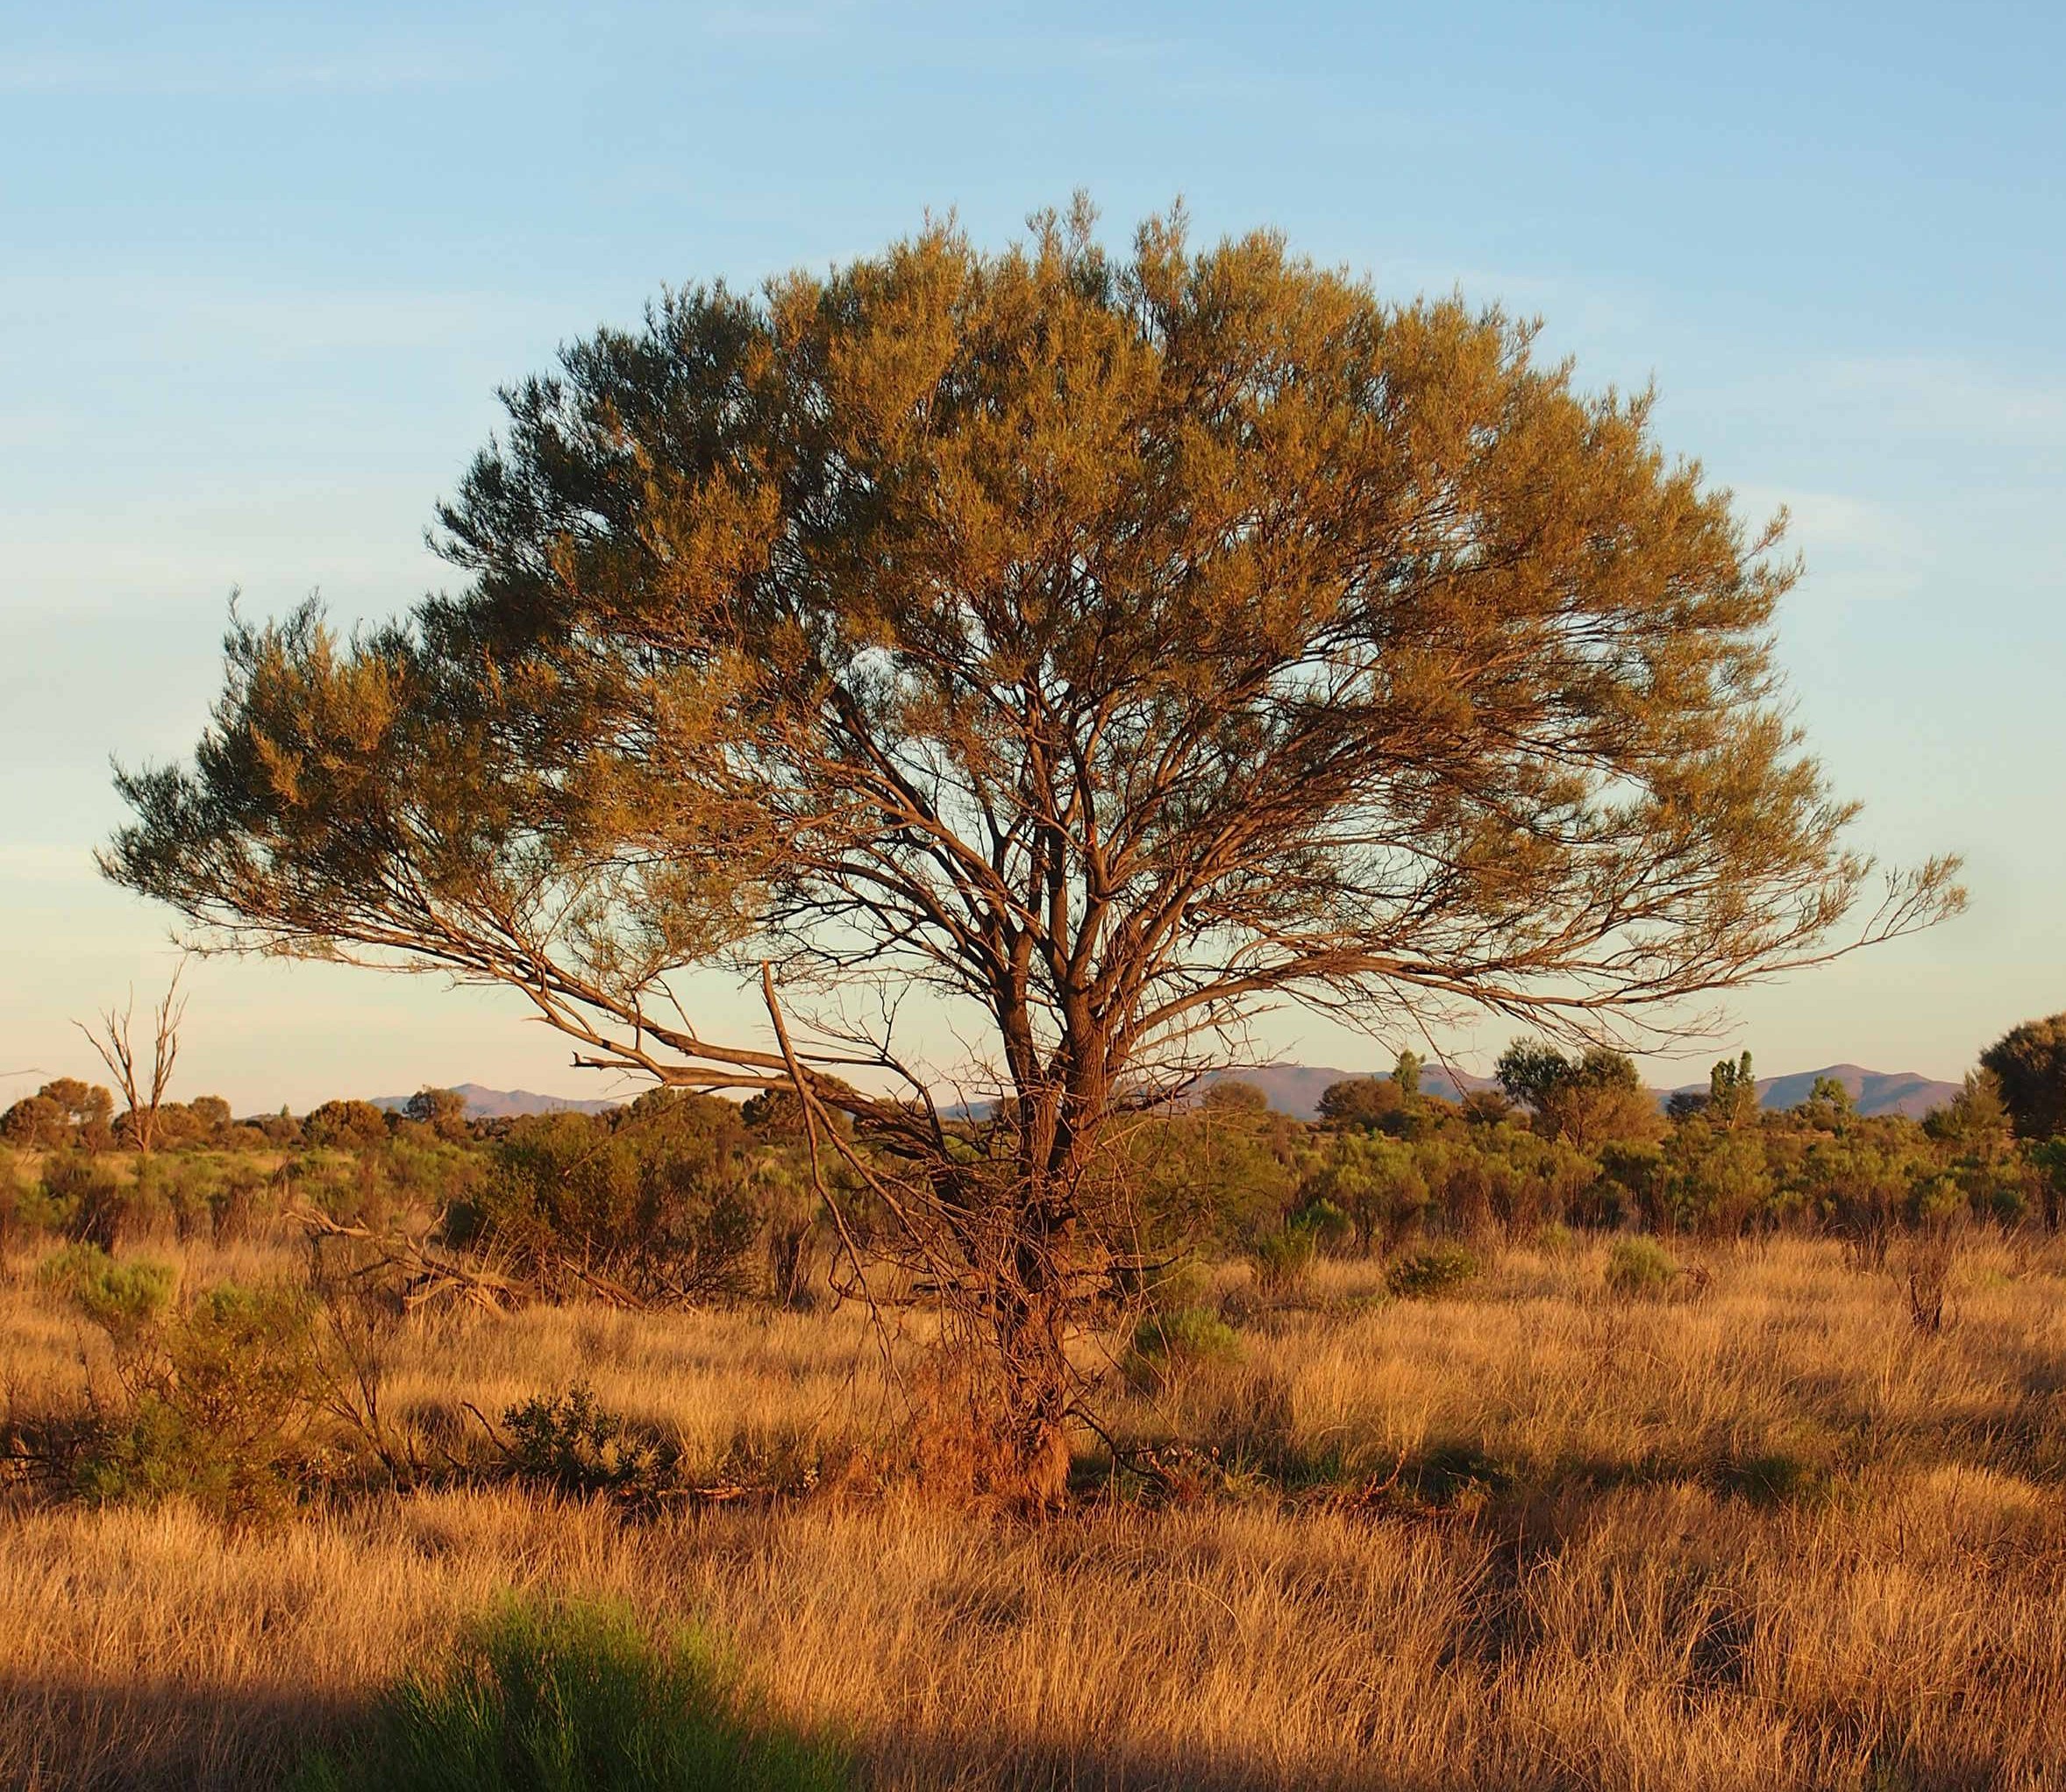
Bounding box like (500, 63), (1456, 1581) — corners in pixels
(1385, 1243), (1479, 1300)
(294, 1596), (851, 1791)
(1603, 1235), (1681, 1299)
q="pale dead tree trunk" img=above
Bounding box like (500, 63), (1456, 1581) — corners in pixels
(103, 208), (1963, 1505)
(76, 960), (185, 1160)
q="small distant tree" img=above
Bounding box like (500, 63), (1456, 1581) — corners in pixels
(76, 964), (186, 1159)
(1979, 1013), (2066, 1141)
(1316, 1077), (1405, 1133)
(1497, 1040), (1662, 1153)
(189, 1095), (234, 1136)
(1458, 1086), (1515, 1127)
(1, 1094), (68, 1150)
(1200, 1079), (1271, 1117)
(405, 1085), (471, 1139)
(303, 1099), (392, 1152)
(1792, 1073), (1855, 1132)
(103, 205), (1962, 1499)
(1707, 1050), (1758, 1129)
(42, 1078), (116, 1143)
(1393, 1049), (1423, 1104)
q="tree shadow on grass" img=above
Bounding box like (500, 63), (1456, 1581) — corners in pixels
(858, 1724), (1456, 1792)
(0, 1672), (1460, 1791)
(0, 1672), (359, 1789)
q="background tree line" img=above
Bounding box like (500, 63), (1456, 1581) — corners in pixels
(8, 1009), (2066, 1303)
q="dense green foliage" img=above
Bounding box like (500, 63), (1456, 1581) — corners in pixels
(1603, 1235), (1683, 1298)
(1981, 1012), (2066, 1142)
(457, 1092), (766, 1304)
(36, 1244), (333, 1520)
(6, 1033), (2063, 1284)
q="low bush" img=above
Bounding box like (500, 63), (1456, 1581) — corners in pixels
(0, 1157), (22, 1253)
(292, 1596), (851, 1791)
(1386, 1243), (1479, 1300)
(1248, 1225), (1317, 1297)
(467, 1094), (763, 1305)
(38, 1242), (178, 1341)
(39, 1247), (333, 1521)
(1, 1157), (67, 1245)
(501, 1384), (679, 1500)
(1139, 1259), (1215, 1314)
(1603, 1234), (1682, 1299)
(44, 1152), (132, 1251)
(210, 1162), (271, 1242)
(1288, 1197), (1353, 1253)
(1124, 1306), (1242, 1388)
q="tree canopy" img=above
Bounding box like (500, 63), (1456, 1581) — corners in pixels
(102, 203), (1961, 1493)
(1980, 1013), (2066, 1141)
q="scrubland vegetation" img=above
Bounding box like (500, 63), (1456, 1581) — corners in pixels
(30, 207), (2048, 1786)
(7, 1042), (2066, 1789)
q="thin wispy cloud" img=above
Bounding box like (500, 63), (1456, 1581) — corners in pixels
(1709, 356), (2066, 457)
(1815, 356), (2066, 449)
(1730, 484), (1925, 610)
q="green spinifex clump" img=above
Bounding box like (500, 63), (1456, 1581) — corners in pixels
(294, 1597), (851, 1792)
(1386, 1243), (1479, 1300)
(1603, 1234), (1682, 1298)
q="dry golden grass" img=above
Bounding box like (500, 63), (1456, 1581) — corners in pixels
(4, 1229), (2065, 1788)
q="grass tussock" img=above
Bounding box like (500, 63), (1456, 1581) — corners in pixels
(292, 1596), (850, 1791)
(3, 1229), (2065, 1788)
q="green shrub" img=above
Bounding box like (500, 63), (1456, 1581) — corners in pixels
(39, 1243), (178, 1342)
(1603, 1235), (1681, 1299)
(43, 1152), (132, 1251)
(0, 1157), (21, 1253)
(1248, 1225), (1317, 1297)
(1138, 1259), (1215, 1314)
(2, 1158), (65, 1243)
(292, 1596), (851, 1791)
(1717, 1446), (1833, 1506)
(502, 1384), (679, 1499)
(1124, 1306), (1242, 1387)
(40, 1251), (332, 1521)
(472, 1094), (762, 1305)
(152, 1155), (221, 1241)
(210, 1162), (270, 1242)
(1289, 1197), (1352, 1252)
(82, 1282), (331, 1520)
(1386, 1243), (1479, 1300)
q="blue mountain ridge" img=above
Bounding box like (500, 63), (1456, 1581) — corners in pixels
(381, 1063), (1961, 1125)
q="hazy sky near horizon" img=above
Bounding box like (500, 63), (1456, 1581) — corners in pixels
(4, 1), (2062, 1113)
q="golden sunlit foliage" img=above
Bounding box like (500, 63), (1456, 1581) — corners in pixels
(103, 204), (1961, 1491)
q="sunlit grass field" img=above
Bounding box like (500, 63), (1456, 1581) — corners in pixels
(5, 1228), (2065, 1788)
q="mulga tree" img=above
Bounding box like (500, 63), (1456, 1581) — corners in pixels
(1979, 1013), (2066, 1142)
(103, 203), (1960, 1501)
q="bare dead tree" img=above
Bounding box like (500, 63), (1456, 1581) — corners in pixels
(75, 960), (186, 1159)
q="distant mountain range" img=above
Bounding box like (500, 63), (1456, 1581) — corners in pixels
(1197, 1061), (1962, 1122)
(379, 1062), (1963, 1126)
(370, 1082), (622, 1120)
(1704, 1063), (1961, 1120)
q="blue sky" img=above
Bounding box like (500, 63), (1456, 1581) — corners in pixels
(4, 1), (2062, 1110)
